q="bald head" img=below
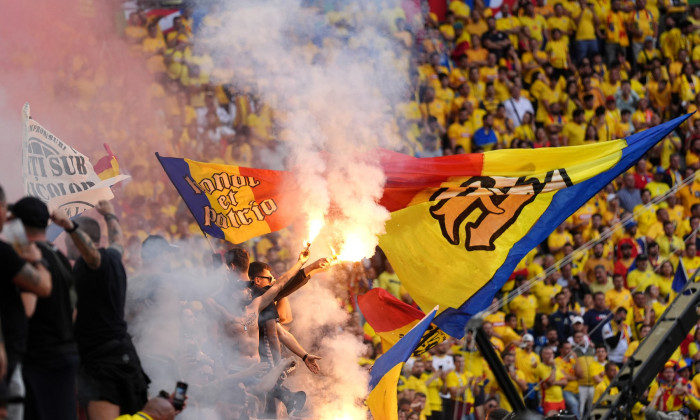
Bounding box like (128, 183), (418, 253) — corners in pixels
(142, 397), (176, 420)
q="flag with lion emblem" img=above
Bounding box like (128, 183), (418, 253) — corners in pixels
(377, 114), (690, 338)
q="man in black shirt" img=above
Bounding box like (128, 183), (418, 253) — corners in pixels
(10, 197), (78, 420)
(0, 186), (52, 420)
(481, 15), (511, 59)
(51, 200), (149, 420)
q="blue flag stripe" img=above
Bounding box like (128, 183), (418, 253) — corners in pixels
(368, 308), (437, 390)
(156, 154), (225, 239)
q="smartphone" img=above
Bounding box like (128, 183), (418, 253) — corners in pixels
(173, 381), (188, 410)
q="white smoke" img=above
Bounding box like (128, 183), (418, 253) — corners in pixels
(198, 0), (413, 258)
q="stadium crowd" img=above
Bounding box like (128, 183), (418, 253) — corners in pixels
(5, 0), (700, 419)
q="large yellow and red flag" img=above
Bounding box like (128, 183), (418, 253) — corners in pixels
(156, 154), (298, 244)
(376, 114), (689, 337)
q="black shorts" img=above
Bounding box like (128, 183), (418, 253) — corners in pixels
(77, 338), (150, 414)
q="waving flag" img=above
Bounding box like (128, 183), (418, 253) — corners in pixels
(377, 114), (690, 338)
(21, 104), (129, 222)
(94, 143), (120, 180)
(672, 257), (689, 293)
(156, 154), (298, 244)
(358, 288), (446, 354)
(367, 307), (437, 420)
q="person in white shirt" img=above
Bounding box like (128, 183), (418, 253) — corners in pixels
(503, 84), (534, 128)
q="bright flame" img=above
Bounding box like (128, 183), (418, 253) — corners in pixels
(337, 233), (367, 262)
(318, 404), (366, 420)
(321, 414), (358, 420)
(307, 218), (325, 244)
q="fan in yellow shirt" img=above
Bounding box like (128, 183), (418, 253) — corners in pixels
(537, 347), (568, 415)
(674, 63), (700, 105)
(520, 2), (549, 43)
(547, 4), (575, 43)
(546, 29), (573, 72)
(562, 109), (588, 146)
(419, 87), (448, 127)
(448, 107), (474, 152)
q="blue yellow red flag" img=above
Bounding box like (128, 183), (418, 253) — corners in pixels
(367, 307), (437, 420)
(156, 154), (298, 244)
(357, 288), (446, 354)
(377, 114), (690, 337)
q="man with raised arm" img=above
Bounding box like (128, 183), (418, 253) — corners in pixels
(208, 249), (330, 371)
(51, 200), (149, 420)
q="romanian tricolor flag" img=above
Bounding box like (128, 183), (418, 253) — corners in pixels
(377, 114), (689, 337)
(367, 307), (437, 420)
(94, 144), (120, 180)
(156, 154), (298, 244)
(358, 288), (446, 354)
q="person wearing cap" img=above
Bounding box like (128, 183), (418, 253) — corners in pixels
(515, 333), (541, 410)
(0, 187), (52, 420)
(50, 200), (150, 420)
(9, 197), (78, 420)
(648, 361), (693, 412)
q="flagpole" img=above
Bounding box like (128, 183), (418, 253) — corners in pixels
(199, 229), (219, 255)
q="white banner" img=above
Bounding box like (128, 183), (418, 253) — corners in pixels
(21, 103), (126, 218)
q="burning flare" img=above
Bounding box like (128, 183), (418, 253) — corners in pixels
(306, 218), (325, 245)
(338, 233), (367, 262)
